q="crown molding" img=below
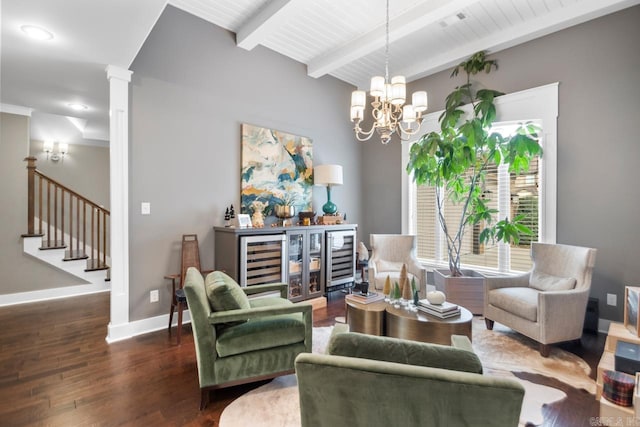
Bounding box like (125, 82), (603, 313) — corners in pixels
(1, 104), (33, 116)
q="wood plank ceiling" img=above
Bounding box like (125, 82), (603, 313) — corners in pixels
(168, 0), (639, 89)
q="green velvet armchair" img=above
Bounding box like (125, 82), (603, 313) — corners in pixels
(183, 268), (312, 409)
(295, 332), (524, 427)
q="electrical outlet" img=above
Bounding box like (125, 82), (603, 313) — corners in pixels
(607, 293), (617, 306)
(141, 202), (151, 215)
(150, 289), (159, 303)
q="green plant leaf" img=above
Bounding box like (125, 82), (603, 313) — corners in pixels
(404, 50), (542, 275)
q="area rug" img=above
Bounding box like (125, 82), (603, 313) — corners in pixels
(220, 323), (594, 427)
(471, 318), (596, 394)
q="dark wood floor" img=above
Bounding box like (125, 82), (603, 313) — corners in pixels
(0, 291), (603, 426)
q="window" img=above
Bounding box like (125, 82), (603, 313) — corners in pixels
(401, 83), (558, 274)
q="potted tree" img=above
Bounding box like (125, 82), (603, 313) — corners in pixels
(406, 51), (542, 314)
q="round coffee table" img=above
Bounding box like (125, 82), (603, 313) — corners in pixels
(385, 304), (473, 345)
(345, 296), (387, 336)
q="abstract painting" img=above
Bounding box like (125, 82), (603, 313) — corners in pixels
(241, 124), (313, 217)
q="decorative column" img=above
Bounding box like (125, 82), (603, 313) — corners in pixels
(23, 156), (38, 236)
(106, 65), (132, 343)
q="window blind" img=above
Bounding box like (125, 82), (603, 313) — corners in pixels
(413, 154), (540, 273)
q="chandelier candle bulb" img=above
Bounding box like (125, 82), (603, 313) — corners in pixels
(350, 107), (363, 122)
(391, 76), (406, 105)
(370, 76), (385, 96)
(412, 91), (428, 112)
(351, 91), (366, 109)
(402, 105), (416, 123)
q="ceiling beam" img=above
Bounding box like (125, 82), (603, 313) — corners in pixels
(236, 0), (296, 50)
(307, 0), (479, 79)
(399, 0), (640, 82)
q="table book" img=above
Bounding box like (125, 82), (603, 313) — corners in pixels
(418, 300), (459, 313)
(417, 300), (461, 318)
(346, 292), (385, 304)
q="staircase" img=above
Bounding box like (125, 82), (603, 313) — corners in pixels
(20, 157), (110, 297)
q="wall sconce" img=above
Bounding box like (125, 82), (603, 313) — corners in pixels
(43, 141), (69, 162)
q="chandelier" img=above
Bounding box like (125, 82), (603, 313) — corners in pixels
(349, 0), (428, 144)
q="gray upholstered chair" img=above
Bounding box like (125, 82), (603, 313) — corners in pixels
(295, 332), (524, 427)
(183, 268), (312, 409)
(368, 234), (428, 296)
(484, 242), (597, 356)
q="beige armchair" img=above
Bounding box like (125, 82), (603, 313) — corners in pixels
(484, 242), (597, 357)
(368, 234), (428, 297)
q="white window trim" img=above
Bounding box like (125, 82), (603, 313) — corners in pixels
(401, 82), (558, 272)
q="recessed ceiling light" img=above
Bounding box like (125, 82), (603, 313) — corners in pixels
(21, 25), (54, 41)
(68, 103), (88, 111)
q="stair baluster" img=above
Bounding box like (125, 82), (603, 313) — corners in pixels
(23, 157), (110, 272)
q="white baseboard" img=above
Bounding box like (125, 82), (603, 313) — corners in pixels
(0, 282), (110, 307)
(106, 310), (192, 343)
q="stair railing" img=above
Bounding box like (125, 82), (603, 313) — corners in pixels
(23, 157), (110, 271)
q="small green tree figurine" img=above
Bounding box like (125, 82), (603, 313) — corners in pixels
(406, 51), (543, 277)
(393, 282), (402, 300)
(411, 277), (419, 305)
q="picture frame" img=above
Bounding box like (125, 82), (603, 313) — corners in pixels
(624, 286), (640, 337)
(240, 123), (313, 217)
(233, 214), (252, 229)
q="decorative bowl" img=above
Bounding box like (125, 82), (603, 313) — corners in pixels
(298, 211), (316, 220)
(275, 205), (295, 218)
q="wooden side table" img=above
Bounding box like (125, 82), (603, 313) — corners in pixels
(596, 322), (640, 424)
(345, 296), (387, 336)
(385, 304), (473, 345)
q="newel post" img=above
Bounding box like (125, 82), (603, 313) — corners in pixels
(24, 156), (37, 236)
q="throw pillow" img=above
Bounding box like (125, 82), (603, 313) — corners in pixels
(205, 271), (251, 312)
(375, 259), (405, 272)
(529, 270), (576, 291)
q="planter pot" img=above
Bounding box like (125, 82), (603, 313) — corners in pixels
(433, 269), (485, 315)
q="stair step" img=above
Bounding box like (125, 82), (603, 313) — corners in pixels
(21, 233), (44, 238)
(86, 259), (110, 272)
(40, 240), (67, 250)
(63, 250), (89, 261)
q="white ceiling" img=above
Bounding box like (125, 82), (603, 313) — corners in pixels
(2, 0), (638, 146)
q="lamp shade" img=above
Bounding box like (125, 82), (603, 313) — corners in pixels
(314, 164), (343, 186)
(412, 91), (428, 112)
(370, 76), (385, 97)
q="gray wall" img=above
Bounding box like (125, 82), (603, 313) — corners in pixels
(361, 6), (640, 321)
(129, 6), (361, 321)
(29, 140), (110, 209)
(0, 112), (85, 295)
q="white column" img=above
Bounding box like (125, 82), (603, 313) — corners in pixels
(106, 65), (132, 343)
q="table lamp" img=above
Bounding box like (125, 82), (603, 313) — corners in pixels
(314, 164), (343, 215)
